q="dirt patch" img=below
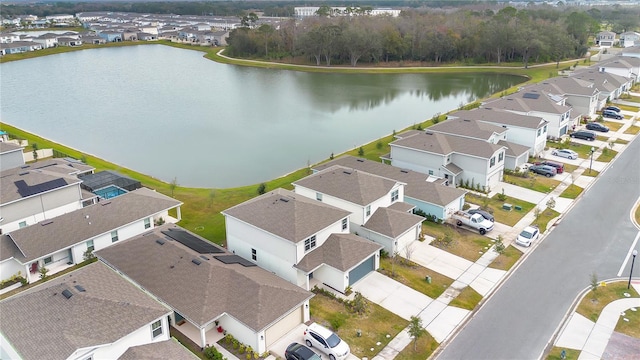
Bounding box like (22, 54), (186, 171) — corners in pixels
(601, 331), (640, 360)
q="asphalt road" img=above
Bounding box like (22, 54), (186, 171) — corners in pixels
(436, 135), (640, 360)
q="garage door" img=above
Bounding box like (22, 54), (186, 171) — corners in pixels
(264, 306), (303, 347)
(349, 255), (375, 286)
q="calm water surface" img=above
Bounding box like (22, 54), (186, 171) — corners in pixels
(0, 45), (524, 188)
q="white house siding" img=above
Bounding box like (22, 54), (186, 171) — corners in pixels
(0, 150), (24, 169)
(295, 222), (344, 265)
(222, 316), (260, 353)
(598, 66), (634, 82)
(404, 197), (445, 220)
(0, 259), (24, 284)
(391, 147), (445, 177)
(225, 217), (299, 284)
(74, 315), (170, 360)
(451, 154), (492, 188)
(315, 263), (347, 292)
(357, 229), (394, 253)
(565, 95), (594, 118)
(295, 186), (362, 223)
(531, 111), (568, 138)
(1, 185), (83, 233)
(503, 125), (545, 156)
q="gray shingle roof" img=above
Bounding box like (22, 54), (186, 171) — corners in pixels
(293, 165), (401, 206)
(448, 108), (547, 130)
(497, 140), (530, 158)
(391, 131), (505, 159)
(534, 77), (599, 97)
(0, 141), (22, 155)
(96, 224), (313, 330)
(0, 165), (81, 205)
(428, 118), (506, 141)
(482, 88), (571, 115)
(294, 233), (382, 273)
(118, 339), (198, 360)
(0, 262), (169, 360)
(571, 69), (628, 93)
(387, 201), (415, 213)
(222, 188), (350, 243)
(312, 156), (467, 207)
(3, 187), (182, 263)
(362, 207), (424, 238)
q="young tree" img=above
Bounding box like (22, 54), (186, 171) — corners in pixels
(169, 177), (178, 197)
(32, 143), (39, 161)
(257, 183), (267, 195)
(494, 235), (506, 255)
(408, 316), (426, 351)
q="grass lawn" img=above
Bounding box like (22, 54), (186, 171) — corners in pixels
(379, 257), (453, 299)
(614, 138), (629, 145)
(545, 347), (580, 360)
(309, 293), (408, 358)
(636, 203), (640, 227)
(624, 125), (640, 135)
(619, 94), (640, 103)
(449, 286), (482, 311)
(596, 148), (618, 162)
(616, 304), (640, 338)
(576, 282), (639, 322)
(531, 208), (560, 234)
(489, 245), (523, 271)
(618, 104), (640, 112)
(602, 121), (624, 132)
(395, 332), (439, 360)
(562, 163), (579, 173)
(582, 169), (599, 177)
(422, 222), (494, 262)
(503, 174), (560, 193)
(465, 193), (535, 226)
(559, 184), (583, 199)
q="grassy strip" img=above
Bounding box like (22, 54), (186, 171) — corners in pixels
(449, 286), (482, 311)
(615, 306), (640, 338)
(576, 282), (639, 322)
(489, 245), (523, 271)
(582, 169), (599, 177)
(618, 104), (640, 112)
(596, 149), (618, 162)
(395, 332), (439, 360)
(422, 222), (494, 262)
(309, 292), (408, 359)
(545, 347), (580, 360)
(503, 174), (560, 193)
(636, 202), (640, 227)
(614, 138), (629, 145)
(379, 256), (453, 299)
(624, 126), (640, 135)
(532, 208), (560, 234)
(619, 95), (640, 103)
(559, 184), (583, 199)
(602, 121), (625, 132)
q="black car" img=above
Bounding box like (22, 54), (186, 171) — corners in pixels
(285, 343), (322, 360)
(468, 209), (494, 222)
(528, 164), (557, 177)
(602, 110), (623, 120)
(585, 122), (610, 132)
(604, 106), (621, 113)
(570, 130), (596, 141)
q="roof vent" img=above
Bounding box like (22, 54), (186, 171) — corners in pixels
(200, 255), (209, 260)
(463, 119), (471, 122)
(356, 159), (364, 162)
(156, 239), (165, 245)
(18, 172), (29, 176)
(74, 285), (86, 292)
(343, 170), (352, 175)
(21, 165), (29, 169)
(192, 258), (202, 266)
(279, 198), (289, 203)
(400, 169), (409, 173)
(101, 201), (111, 206)
(41, 220), (53, 226)
(425, 132), (433, 135)
(62, 289), (73, 299)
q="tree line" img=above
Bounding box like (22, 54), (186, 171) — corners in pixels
(226, 5), (640, 67)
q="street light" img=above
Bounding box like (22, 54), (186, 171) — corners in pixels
(628, 249), (638, 290)
(589, 146), (595, 174)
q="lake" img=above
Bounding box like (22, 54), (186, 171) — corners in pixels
(0, 45), (525, 188)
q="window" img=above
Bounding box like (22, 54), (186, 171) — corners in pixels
(490, 157), (496, 167)
(86, 240), (94, 252)
(428, 170), (434, 175)
(151, 320), (163, 338)
(144, 218), (151, 229)
(537, 129), (541, 137)
(316, 192), (322, 201)
(251, 248), (257, 261)
(391, 189), (399, 202)
(111, 230), (119, 243)
(19, 221), (27, 228)
(304, 235), (316, 252)
(543, 125), (548, 133)
(44, 256), (53, 265)
(342, 218), (348, 231)
(365, 205), (371, 217)
(498, 152), (504, 162)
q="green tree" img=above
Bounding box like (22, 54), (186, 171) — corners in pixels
(257, 183), (266, 195)
(494, 235), (506, 255)
(32, 143), (39, 161)
(169, 177), (178, 197)
(408, 316), (426, 351)
(204, 345), (225, 360)
(257, 24), (275, 57)
(39, 266), (49, 280)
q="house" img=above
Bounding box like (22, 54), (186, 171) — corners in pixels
(532, 77), (600, 118)
(98, 30), (123, 42)
(57, 36), (82, 46)
(570, 69), (631, 108)
(621, 45), (640, 58)
(481, 88), (572, 138)
(312, 156), (467, 220)
(80, 34), (106, 44)
(137, 32), (157, 41)
(118, 339), (198, 359)
(32, 33), (59, 48)
(447, 108), (548, 156)
(596, 31), (616, 47)
(0, 187), (182, 283)
(222, 188), (381, 292)
(387, 130), (507, 190)
(0, 41), (43, 56)
(293, 165), (424, 254)
(620, 32), (640, 48)
(0, 262), (173, 360)
(0, 33), (20, 44)
(122, 29), (138, 41)
(597, 57), (640, 83)
(0, 142), (25, 170)
(0, 158), (95, 233)
(96, 224), (313, 354)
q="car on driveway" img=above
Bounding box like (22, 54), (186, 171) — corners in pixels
(602, 110), (623, 120)
(585, 122), (609, 132)
(286, 343), (322, 360)
(604, 106), (621, 113)
(551, 148), (579, 160)
(535, 160), (564, 174)
(304, 323), (350, 360)
(569, 130), (596, 141)
(516, 225), (540, 247)
(528, 164), (557, 177)
(468, 209), (494, 222)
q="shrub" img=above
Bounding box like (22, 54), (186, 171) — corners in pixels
(462, 203), (471, 210)
(497, 189), (507, 201)
(376, 141), (383, 150)
(329, 312), (347, 329)
(239, 344), (246, 354)
(358, 147), (364, 156)
(204, 346), (225, 360)
(257, 183), (266, 195)
(348, 292), (368, 315)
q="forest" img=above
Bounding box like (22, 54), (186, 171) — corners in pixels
(225, 5), (640, 67)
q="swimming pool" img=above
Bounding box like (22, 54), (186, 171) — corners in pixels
(94, 185), (128, 199)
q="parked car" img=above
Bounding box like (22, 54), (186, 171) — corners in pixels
(585, 122), (610, 132)
(516, 225), (540, 247)
(285, 343), (322, 360)
(551, 148), (579, 159)
(304, 323), (351, 360)
(468, 208), (494, 222)
(569, 130), (596, 141)
(536, 160), (564, 174)
(528, 164), (557, 177)
(451, 210), (494, 235)
(602, 110), (623, 120)
(604, 106), (621, 113)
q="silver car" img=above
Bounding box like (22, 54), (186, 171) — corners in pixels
(516, 226), (540, 247)
(551, 149), (578, 160)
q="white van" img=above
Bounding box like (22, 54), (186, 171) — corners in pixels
(303, 323), (351, 360)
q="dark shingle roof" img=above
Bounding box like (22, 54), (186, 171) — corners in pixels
(428, 118), (506, 141)
(118, 339), (198, 360)
(362, 207), (424, 238)
(391, 131), (505, 159)
(482, 88), (571, 115)
(222, 188), (350, 243)
(0, 166), (81, 205)
(96, 224), (313, 330)
(0, 262), (169, 360)
(294, 233), (382, 272)
(497, 140), (531, 158)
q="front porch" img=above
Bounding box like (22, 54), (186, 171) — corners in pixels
(26, 260), (75, 283)
(172, 319), (225, 349)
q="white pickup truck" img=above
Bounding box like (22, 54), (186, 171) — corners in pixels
(451, 211), (494, 235)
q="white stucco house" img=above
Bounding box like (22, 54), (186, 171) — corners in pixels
(222, 188), (381, 293)
(532, 77), (600, 118)
(571, 68), (631, 108)
(596, 31), (616, 47)
(597, 57), (640, 83)
(0, 262), (175, 360)
(0, 187), (182, 284)
(97, 224), (313, 354)
(387, 130), (507, 191)
(0, 142), (24, 170)
(293, 165), (424, 255)
(620, 32), (640, 48)
(482, 88), (573, 138)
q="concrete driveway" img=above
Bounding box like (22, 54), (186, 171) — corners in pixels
(268, 323), (360, 360)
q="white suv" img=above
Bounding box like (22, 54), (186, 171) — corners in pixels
(516, 225), (540, 247)
(304, 323), (350, 360)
